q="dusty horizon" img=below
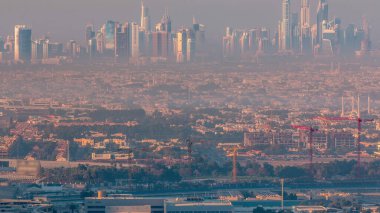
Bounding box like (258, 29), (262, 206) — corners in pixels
(0, 0), (378, 45)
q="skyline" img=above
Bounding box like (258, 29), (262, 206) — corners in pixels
(0, 0), (379, 44)
(0, 0), (373, 64)
(1, 0), (380, 212)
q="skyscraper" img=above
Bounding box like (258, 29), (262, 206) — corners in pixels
(96, 31), (104, 54)
(291, 13), (300, 52)
(300, 0), (312, 54)
(192, 17), (206, 56)
(361, 17), (371, 52)
(240, 32), (250, 54)
(187, 38), (195, 62)
(31, 39), (44, 63)
(317, 0), (329, 45)
(85, 24), (95, 42)
(131, 22), (144, 58)
(140, 1), (151, 32)
(0, 37), (4, 52)
(104, 21), (116, 54)
(222, 27), (236, 58)
(14, 25), (32, 63)
(279, 0), (291, 51)
(115, 23), (130, 59)
(156, 10), (172, 34)
(42, 41), (63, 59)
(161, 10), (171, 33)
(4, 36), (14, 54)
(152, 31), (169, 59)
(176, 29), (187, 63)
(300, 0), (310, 29)
(87, 38), (97, 59)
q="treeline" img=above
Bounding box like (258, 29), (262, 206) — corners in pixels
(8, 137), (57, 160)
(42, 159), (380, 185)
(38, 108), (243, 142)
(42, 163), (181, 184)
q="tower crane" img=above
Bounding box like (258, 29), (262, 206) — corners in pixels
(183, 137), (206, 177)
(225, 145), (240, 183)
(291, 125), (318, 172)
(314, 116), (374, 177)
(232, 146), (238, 183)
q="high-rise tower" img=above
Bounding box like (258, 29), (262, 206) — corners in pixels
(0, 37), (4, 53)
(176, 29), (187, 63)
(131, 22), (144, 58)
(140, 1), (151, 32)
(279, 0), (291, 51)
(14, 25), (32, 63)
(300, 0), (310, 28)
(317, 0), (329, 45)
(104, 20), (116, 54)
(161, 9), (172, 33)
(85, 24), (95, 42)
(300, 0), (312, 54)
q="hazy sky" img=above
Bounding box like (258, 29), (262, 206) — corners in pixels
(1, 0), (379, 44)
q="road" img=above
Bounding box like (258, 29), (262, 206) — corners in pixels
(255, 157), (377, 166)
(0, 159), (143, 169)
(1, 156), (377, 169)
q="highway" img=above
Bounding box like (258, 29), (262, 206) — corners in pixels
(255, 157), (377, 166)
(1, 159), (121, 169)
(1, 156), (377, 169)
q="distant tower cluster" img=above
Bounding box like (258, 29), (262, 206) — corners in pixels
(0, 1), (207, 65)
(173, 18), (205, 63)
(80, 1), (205, 64)
(0, 0), (373, 65)
(223, 27), (271, 59)
(222, 0), (371, 59)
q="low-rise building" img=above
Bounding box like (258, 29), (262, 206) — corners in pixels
(0, 199), (52, 213)
(84, 195), (165, 213)
(165, 198), (234, 213)
(73, 138), (95, 147)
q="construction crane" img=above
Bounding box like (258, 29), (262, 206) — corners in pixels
(292, 125), (318, 171)
(186, 138), (193, 161)
(314, 116), (374, 177)
(225, 146), (240, 183)
(232, 146), (238, 183)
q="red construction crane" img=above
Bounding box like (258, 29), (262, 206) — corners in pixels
(292, 125), (318, 171)
(314, 116), (374, 177)
(225, 146), (240, 183)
